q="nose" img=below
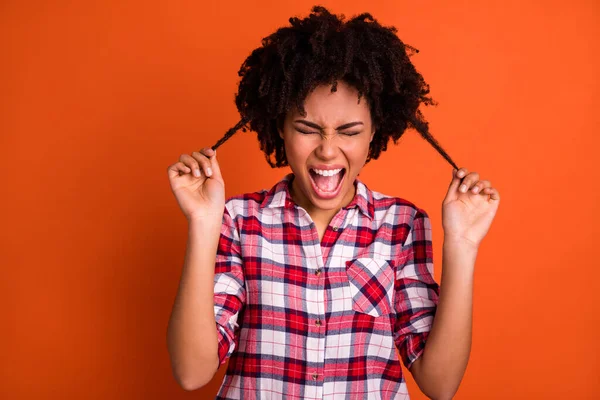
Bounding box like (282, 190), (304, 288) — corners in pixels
(314, 133), (339, 160)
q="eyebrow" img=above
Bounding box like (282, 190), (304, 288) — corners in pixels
(293, 120), (364, 130)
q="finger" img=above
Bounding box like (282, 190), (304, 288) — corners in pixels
(167, 162), (192, 179)
(179, 154), (202, 177)
(199, 147), (223, 181)
(449, 167), (464, 189)
(483, 187), (500, 201)
(199, 147), (215, 158)
(191, 151), (213, 177)
(469, 179), (490, 194)
(175, 161), (192, 176)
(446, 167), (466, 198)
(459, 172), (480, 193)
(456, 168), (468, 179)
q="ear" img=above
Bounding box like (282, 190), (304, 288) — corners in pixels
(369, 128), (375, 143)
(277, 117), (285, 139)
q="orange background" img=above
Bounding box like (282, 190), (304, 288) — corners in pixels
(2, 1), (599, 398)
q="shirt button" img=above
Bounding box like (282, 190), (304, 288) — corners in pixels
(312, 373), (318, 380)
(315, 319), (321, 326)
(315, 268), (321, 276)
(332, 226), (339, 231)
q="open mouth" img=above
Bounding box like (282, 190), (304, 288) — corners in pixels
(308, 167), (346, 199)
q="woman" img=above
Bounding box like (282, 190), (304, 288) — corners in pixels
(166, 6), (500, 399)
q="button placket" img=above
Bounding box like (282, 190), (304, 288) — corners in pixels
(329, 210), (347, 238)
(298, 206), (329, 389)
(314, 234), (326, 386)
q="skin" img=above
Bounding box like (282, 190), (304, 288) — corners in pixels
(167, 81), (501, 397)
(407, 167), (500, 399)
(277, 81), (375, 240)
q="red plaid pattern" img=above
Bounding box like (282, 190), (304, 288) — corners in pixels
(213, 174), (440, 399)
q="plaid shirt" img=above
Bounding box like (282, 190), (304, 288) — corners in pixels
(213, 173), (440, 399)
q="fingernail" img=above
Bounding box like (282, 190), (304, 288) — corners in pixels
(460, 184), (467, 192)
(472, 186), (479, 193)
(207, 168), (213, 176)
(194, 169), (200, 177)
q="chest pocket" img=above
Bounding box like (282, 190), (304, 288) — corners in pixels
(345, 258), (396, 318)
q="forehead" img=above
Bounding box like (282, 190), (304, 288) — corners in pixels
(290, 81), (372, 124)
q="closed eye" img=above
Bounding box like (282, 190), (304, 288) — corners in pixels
(296, 129), (318, 135)
(296, 129), (360, 136)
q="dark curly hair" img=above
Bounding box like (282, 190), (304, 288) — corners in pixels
(211, 5), (459, 171)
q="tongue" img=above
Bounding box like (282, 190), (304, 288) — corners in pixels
(312, 172), (342, 192)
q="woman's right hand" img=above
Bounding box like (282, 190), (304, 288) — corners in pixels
(167, 147), (225, 221)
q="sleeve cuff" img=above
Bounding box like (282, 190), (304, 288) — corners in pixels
(216, 323), (236, 366)
(400, 331), (430, 370)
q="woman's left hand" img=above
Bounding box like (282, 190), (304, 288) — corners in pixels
(441, 167), (500, 249)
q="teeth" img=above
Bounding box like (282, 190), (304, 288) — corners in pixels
(312, 168), (342, 176)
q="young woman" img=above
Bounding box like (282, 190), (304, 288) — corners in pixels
(166, 6), (500, 399)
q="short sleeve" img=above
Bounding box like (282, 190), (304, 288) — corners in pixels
(393, 207), (440, 369)
(214, 206), (246, 366)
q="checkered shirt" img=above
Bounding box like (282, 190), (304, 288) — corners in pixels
(213, 173), (440, 399)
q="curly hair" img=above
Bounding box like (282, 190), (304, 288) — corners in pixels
(211, 5), (459, 171)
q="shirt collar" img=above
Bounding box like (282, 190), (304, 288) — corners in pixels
(260, 173), (374, 220)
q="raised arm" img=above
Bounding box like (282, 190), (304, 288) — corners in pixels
(166, 147), (225, 390)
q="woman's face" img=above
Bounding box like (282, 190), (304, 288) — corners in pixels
(278, 80), (375, 214)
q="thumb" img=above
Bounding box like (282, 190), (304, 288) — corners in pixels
(446, 168), (461, 195)
(207, 149), (224, 182)
(198, 147), (224, 183)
